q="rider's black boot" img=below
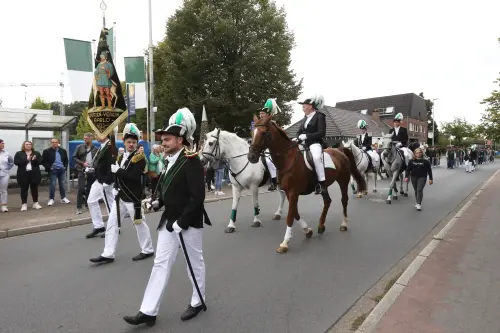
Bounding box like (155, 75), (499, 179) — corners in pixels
(315, 181), (327, 195)
(268, 177), (277, 191)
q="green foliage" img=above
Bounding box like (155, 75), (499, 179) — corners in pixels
(30, 97), (51, 110)
(419, 92), (440, 145)
(153, 0), (302, 138)
(479, 77), (500, 142)
(75, 109), (94, 138)
(441, 117), (476, 144)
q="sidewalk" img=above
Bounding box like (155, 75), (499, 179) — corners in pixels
(364, 169), (500, 333)
(0, 183), (270, 237)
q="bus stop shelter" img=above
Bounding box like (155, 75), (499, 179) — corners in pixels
(0, 108), (77, 192)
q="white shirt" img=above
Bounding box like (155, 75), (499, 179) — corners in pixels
(85, 146), (93, 165)
(120, 151), (131, 168)
(165, 149), (183, 173)
(0, 150), (14, 176)
(360, 133), (365, 143)
(393, 126), (400, 136)
(304, 111), (316, 128)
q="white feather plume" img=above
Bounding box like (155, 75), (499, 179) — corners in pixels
(168, 107), (197, 141)
(312, 94), (325, 110)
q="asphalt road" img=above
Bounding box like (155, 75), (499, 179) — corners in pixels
(0, 162), (498, 333)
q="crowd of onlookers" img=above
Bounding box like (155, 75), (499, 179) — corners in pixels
(0, 134), (232, 214)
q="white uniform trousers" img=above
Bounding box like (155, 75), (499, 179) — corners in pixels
(265, 156), (277, 178)
(101, 198), (154, 259)
(309, 143), (325, 181)
(465, 160), (473, 172)
(87, 180), (114, 229)
(140, 227), (205, 316)
(0, 175), (9, 205)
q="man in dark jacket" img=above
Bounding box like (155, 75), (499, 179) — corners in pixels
(124, 108), (210, 327)
(42, 138), (70, 206)
(90, 123), (154, 263)
(73, 133), (98, 214)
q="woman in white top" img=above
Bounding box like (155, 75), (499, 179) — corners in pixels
(14, 141), (43, 211)
(0, 139), (14, 212)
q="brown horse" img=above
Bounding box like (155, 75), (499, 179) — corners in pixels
(247, 115), (366, 253)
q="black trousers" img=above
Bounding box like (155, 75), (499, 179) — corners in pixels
(20, 171), (39, 204)
(411, 176), (427, 205)
(205, 167), (214, 190)
(77, 171), (95, 209)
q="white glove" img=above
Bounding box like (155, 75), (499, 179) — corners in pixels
(298, 134), (307, 141)
(292, 138), (298, 142)
(152, 200), (159, 209)
(112, 188), (119, 197)
(172, 221), (182, 234)
(396, 142), (402, 148)
(111, 163), (119, 173)
(362, 146), (366, 151)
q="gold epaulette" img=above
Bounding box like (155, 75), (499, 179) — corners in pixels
(184, 150), (199, 159)
(131, 152), (145, 163)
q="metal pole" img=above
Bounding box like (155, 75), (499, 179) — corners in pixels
(113, 22), (117, 60)
(60, 72), (65, 116)
(145, 53), (150, 143)
(431, 98), (438, 147)
(148, 0), (155, 147)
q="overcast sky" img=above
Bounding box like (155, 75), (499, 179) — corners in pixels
(1, 0), (499, 127)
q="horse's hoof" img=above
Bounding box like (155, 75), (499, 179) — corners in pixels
(276, 246), (288, 253)
(364, 191), (368, 195)
(372, 189), (377, 193)
(305, 229), (313, 238)
(393, 196), (398, 200)
(403, 193), (408, 197)
(224, 227), (235, 233)
(340, 225), (348, 231)
(251, 221), (262, 228)
(273, 214), (281, 220)
(356, 194), (363, 198)
(318, 226), (326, 234)
(353, 191), (357, 195)
(386, 200), (392, 204)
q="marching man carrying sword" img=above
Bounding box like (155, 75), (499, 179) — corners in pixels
(124, 107), (211, 327)
(89, 123), (154, 263)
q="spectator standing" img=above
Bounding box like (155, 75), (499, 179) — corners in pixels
(148, 144), (164, 193)
(73, 133), (98, 214)
(404, 148), (433, 211)
(0, 139), (14, 212)
(42, 138), (70, 206)
(14, 141), (43, 211)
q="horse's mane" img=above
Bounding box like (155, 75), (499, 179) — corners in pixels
(270, 120), (292, 141)
(210, 129), (249, 154)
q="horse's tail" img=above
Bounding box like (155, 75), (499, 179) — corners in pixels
(338, 147), (367, 193)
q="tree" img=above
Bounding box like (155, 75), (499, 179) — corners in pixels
(479, 72), (500, 142)
(153, 0), (302, 138)
(76, 109), (94, 138)
(441, 117), (475, 145)
(30, 97), (51, 110)
(419, 92), (440, 145)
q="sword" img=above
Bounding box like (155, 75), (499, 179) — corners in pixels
(178, 231), (207, 312)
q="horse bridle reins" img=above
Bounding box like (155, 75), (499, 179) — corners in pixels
(201, 128), (250, 187)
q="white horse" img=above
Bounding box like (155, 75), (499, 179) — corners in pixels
(342, 139), (381, 196)
(378, 132), (414, 203)
(200, 128), (287, 233)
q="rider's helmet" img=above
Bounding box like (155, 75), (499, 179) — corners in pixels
(393, 112), (403, 124)
(298, 94), (325, 110)
(357, 119), (367, 129)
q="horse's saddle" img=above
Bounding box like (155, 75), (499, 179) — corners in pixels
(298, 145), (336, 170)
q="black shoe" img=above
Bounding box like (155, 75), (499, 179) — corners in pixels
(132, 252), (154, 261)
(86, 227), (106, 239)
(89, 255), (114, 264)
(123, 311), (156, 326)
(181, 304), (204, 321)
(268, 184), (276, 191)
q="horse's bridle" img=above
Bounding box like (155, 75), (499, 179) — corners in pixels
(201, 128), (250, 187)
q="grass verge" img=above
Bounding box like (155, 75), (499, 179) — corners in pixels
(373, 272), (402, 303)
(351, 312), (369, 331)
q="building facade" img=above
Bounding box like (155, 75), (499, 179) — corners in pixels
(335, 93), (428, 145)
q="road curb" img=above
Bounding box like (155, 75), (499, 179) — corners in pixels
(1, 190), (274, 239)
(355, 168), (500, 333)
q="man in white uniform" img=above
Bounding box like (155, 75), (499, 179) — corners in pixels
(89, 123), (154, 263)
(259, 107), (278, 190)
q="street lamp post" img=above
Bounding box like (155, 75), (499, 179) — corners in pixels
(432, 98), (439, 146)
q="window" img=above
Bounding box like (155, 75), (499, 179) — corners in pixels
(420, 125), (423, 133)
(384, 106), (394, 114)
(360, 109), (368, 114)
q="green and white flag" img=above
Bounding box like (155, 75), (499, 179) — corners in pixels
(124, 56), (147, 108)
(63, 38), (93, 101)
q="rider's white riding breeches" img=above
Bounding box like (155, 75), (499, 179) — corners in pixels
(265, 156), (277, 178)
(310, 143), (325, 182)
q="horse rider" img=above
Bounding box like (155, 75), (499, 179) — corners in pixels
(259, 103), (278, 191)
(355, 119), (377, 173)
(389, 112), (412, 162)
(89, 123), (155, 264)
(295, 94), (327, 195)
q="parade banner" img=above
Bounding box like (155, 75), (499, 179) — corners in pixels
(107, 27), (115, 60)
(63, 38), (93, 101)
(87, 28), (128, 138)
(124, 56), (147, 108)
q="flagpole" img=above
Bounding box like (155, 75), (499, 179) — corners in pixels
(148, 0), (155, 147)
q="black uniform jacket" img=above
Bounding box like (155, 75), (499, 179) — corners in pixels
(389, 127), (409, 147)
(356, 133), (372, 150)
(115, 150), (145, 204)
(296, 111), (326, 147)
(93, 142), (114, 185)
(156, 149), (211, 232)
